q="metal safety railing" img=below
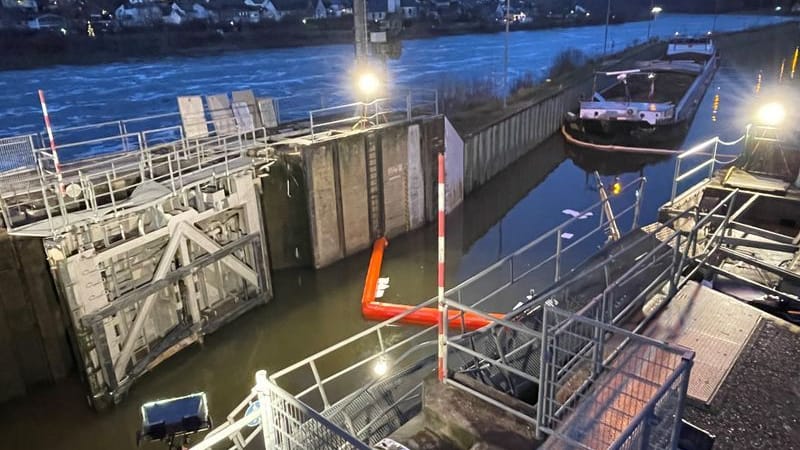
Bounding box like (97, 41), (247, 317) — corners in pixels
(536, 307), (693, 450)
(308, 90), (440, 140)
(0, 89), (441, 233)
(669, 128), (749, 202)
(1, 125), (270, 237)
(256, 177), (647, 445)
(438, 188), (738, 447)
(204, 180), (743, 450)
(190, 371), (371, 450)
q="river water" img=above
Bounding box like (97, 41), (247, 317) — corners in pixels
(0, 13), (792, 138)
(0, 13), (796, 450)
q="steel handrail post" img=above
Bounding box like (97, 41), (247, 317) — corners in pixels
(406, 92), (412, 121)
(309, 111), (315, 140)
(632, 177), (646, 230)
(554, 228), (562, 282)
(713, 138), (719, 177)
(671, 156), (681, 202)
(254, 371), (275, 450)
(106, 172), (118, 218)
(137, 132), (146, 182)
(118, 120), (128, 152)
(535, 307), (550, 439)
(309, 360), (331, 409)
(669, 358), (693, 446)
(669, 232), (683, 297)
(167, 153), (177, 193)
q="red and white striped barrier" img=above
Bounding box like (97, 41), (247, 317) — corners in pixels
(437, 151), (447, 382)
(38, 89), (63, 191)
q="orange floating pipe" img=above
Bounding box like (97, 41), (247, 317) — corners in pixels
(361, 237), (504, 331)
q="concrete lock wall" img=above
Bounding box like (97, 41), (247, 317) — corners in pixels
(463, 86), (584, 194)
(261, 155), (315, 270)
(0, 232), (72, 403)
(304, 116), (462, 268)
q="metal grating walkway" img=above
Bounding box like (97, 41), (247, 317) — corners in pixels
(643, 281), (761, 404)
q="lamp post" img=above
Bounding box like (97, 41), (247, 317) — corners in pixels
(647, 6), (662, 40)
(503, 0), (510, 108)
(603, 0), (611, 56)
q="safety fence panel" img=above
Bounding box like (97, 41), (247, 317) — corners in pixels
(0, 135), (37, 193)
(536, 307), (693, 450)
(191, 371), (371, 450)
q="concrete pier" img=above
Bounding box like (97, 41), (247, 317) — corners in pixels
(272, 116), (463, 268)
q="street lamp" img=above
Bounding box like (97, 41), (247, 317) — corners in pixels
(647, 6), (662, 40)
(357, 71), (380, 98)
(756, 102), (786, 126)
(353, 68), (382, 129)
(503, 0), (510, 108)
(603, 0), (611, 55)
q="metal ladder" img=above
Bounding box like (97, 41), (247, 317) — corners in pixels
(366, 136), (383, 239)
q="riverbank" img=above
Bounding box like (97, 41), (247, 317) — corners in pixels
(0, 13), (662, 72)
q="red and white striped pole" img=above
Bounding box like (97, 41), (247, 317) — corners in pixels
(437, 151), (447, 382)
(38, 89), (63, 191)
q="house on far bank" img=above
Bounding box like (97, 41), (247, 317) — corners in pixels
(326, 0), (352, 16)
(27, 13), (67, 30)
(243, 0), (281, 20)
(399, 0), (418, 18)
(162, 3), (186, 24)
(162, 1), (215, 24)
(367, 0), (399, 21)
(115, 1), (164, 27)
(313, 0), (326, 18)
(271, 0), (310, 19)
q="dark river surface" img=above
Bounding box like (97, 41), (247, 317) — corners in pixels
(0, 14), (797, 450)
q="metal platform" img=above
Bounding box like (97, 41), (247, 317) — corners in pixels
(722, 167), (791, 194)
(643, 281), (761, 404)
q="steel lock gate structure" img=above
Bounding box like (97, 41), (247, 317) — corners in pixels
(50, 169), (271, 408)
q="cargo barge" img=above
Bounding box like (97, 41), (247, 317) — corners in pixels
(565, 35), (719, 150)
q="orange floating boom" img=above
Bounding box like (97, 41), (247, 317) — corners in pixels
(361, 238), (504, 331)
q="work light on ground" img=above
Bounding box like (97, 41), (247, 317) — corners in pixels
(137, 393), (211, 449)
(756, 102), (786, 126)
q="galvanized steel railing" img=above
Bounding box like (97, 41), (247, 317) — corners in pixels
(258, 177), (647, 445)
(1, 90), (440, 235)
(308, 90), (439, 140)
(1, 125), (269, 237)
(190, 370), (371, 450)
(204, 181), (745, 450)
(669, 127), (748, 202)
(537, 306), (693, 450)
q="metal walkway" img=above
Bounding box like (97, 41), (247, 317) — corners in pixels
(643, 281), (762, 405)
